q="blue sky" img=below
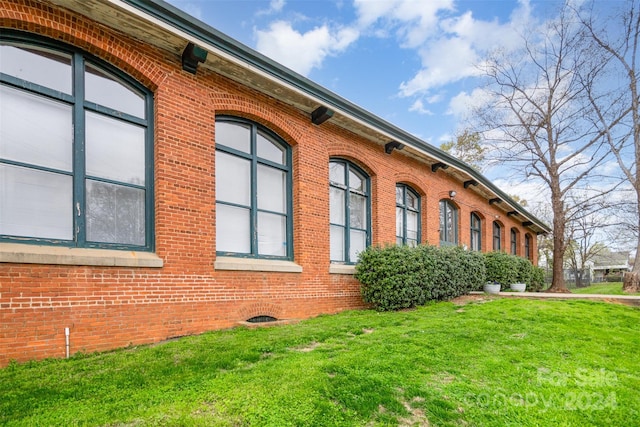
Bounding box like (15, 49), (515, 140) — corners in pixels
(166, 0), (557, 147)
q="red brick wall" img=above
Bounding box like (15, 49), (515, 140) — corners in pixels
(0, 0), (539, 366)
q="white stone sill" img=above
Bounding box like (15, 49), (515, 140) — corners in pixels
(329, 264), (356, 275)
(0, 242), (163, 268)
(214, 256), (302, 273)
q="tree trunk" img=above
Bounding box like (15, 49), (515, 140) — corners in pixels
(546, 193), (570, 293)
(623, 209), (640, 293)
(623, 271), (640, 293)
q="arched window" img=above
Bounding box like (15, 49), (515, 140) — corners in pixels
(493, 221), (502, 251)
(525, 233), (532, 260)
(330, 160), (370, 263)
(510, 228), (518, 255)
(215, 116), (292, 259)
(396, 184), (420, 247)
(439, 200), (458, 246)
(0, 34), (153, 250)
(470, 213), (482, 251)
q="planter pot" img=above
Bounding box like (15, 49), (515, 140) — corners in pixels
(483, 283), (501, 294)
(510, 283), (527, 292)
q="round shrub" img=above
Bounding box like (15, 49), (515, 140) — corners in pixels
(484, 251), (519, 286)
(355, 245), (426, 311)
(529, 266), (545, 292)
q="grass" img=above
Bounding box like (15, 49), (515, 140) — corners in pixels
(571, 282), (640, 295)
(2, 298), (640, 426)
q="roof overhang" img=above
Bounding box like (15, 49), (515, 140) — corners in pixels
(43, 0), (551, 234)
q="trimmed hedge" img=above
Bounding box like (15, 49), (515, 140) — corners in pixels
(483, 251), (543, 292)
(356, 246), (545, 311)
(355, 245), (485, 311)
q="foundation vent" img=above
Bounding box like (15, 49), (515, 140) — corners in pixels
(246, 315), (278, 323)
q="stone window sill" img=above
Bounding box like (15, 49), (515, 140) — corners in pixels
(329, 264), (356, 275)
(214, 256), (302, 273)
(0, 242), (163, 268)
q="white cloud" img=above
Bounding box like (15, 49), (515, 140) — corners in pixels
(255, 21), (359, 76)
(399, 2), (535, 98)
(257, 0), (286, 16)
(447, 88), (493, 118)
(492, 177), (549, 209)
(354, 0), (455, 47)
(408, 99), (433, 115)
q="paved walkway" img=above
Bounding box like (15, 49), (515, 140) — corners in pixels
(469, 291), (640, 307)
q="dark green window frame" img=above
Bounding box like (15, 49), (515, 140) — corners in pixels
(215, 116), (293, 260)
(493, 221), (502, 251)
(510, 228), (518, 255)
(439, 200), (458, 246)
(0, 31), (154, 251)
(329, 159), (371, 264)
(470, 212), (482, 251)
(396, 184), (420, 247)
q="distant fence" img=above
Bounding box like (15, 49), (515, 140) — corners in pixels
(543, 269), (592, 289)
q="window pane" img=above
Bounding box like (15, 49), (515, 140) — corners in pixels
(215, 151), (251, 206)
(216, 204), (250, 254)
(330, 187), (345, 225)
(0, 85), (72, 171)
(350, 229), (367, 261)
(396, 237), (403, 246)
(396, 186), (403, 204)
(407, 211), (418, 240)
(257, 164), (286, 213)
(0, 164), (72, 240)
(439, 202), (446, 242)
(216, 121), (250, 153)
(0, 45), (71, 94)
(257, 131), (284, 164)
(258, 212), (286, 256)
(396, 206), (404, 239)
(407, 239), (418, 248)
(446, 207), (455, 242)
(349, 170), (364, 192)
(407, 191), (418, 209)
(86, 180), (145, 245)
(85, 64), (145, 118)
(86, 111), (145, 185)
(330, 225), (344, 262)
(349, 193), (366, 229)
(329, 162), (344, 185)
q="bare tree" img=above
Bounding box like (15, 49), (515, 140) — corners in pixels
(564, 206), (609, 288)
(578, 0), (640, 292)
(474, 5), (615, 292)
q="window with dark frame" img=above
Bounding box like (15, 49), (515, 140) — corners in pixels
(329, 160), (370, 264)
(215, 117), (292, 259)
(439, 200), (458, 246)
(493, 221), (502, 251)
(396, 184), (420, 247)
(525, 233), (532, 260)
(510, 228), (518, 255)
(470, 212), (482, 251)
(0, 35), (153, 250)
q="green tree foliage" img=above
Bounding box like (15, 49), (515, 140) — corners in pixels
(440, 129), (485, 170)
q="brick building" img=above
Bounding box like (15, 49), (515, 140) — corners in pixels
(0, 0), (550, 365)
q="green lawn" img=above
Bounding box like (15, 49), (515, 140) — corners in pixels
(571, 282), (640, 295)
(2, 298), (639, 426)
